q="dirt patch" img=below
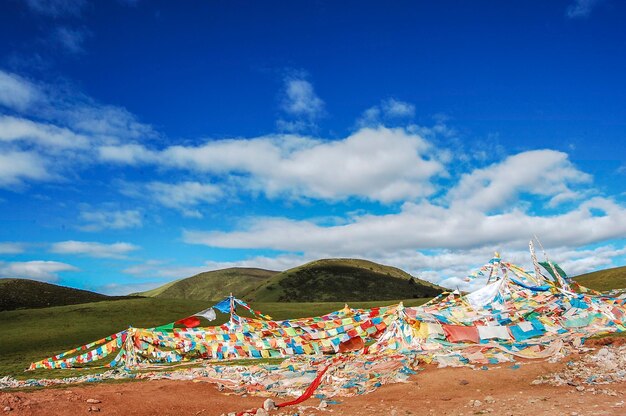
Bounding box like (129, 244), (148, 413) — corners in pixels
(1, 355), (625, 416)
(584, 336), (626, 348)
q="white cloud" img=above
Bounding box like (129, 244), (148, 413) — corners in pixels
(78, 209), (143, 231)
(281, 77), (324, 119)
(50, 240), (139, 258)
(448, 149), (591, 211)
(358, 98), (416, 127)
(0, 69), (157, 188)
(101, 126), (445, 203)
(0, 71), (40, 111)
(144, 181), (223, 217)
(0, 150), (51, 187)
(0, 115), (89, 149)
(381, 98), (415, 118)
(22, 0), (86, 17)
(566, 0), (604, 18)
(0, 242), (26, 254)
(0, 260), (78, 282)
(184, 196), (626, 262)
(122, 254), (306, 280)
(52, 27), (88, 54)
(98, 143), (158, 164)
(120, 181), (224, 217)
(277, 74), (325, 132)
(99, 281), (169, 296)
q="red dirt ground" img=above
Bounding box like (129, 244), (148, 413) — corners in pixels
(2, 343), (625, 416)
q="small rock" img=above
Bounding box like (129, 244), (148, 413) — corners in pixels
(263, 399), (277, 411)
(470, 400), (482, 408)
(86, 399), (101, 404)
(3, 407), (11, 412)
(87, 406), (100, 412)
(391, 410), (398, 416)
(576, 386), (585, 392)
(318, 400), (328, 409)
(459, 379), (469, 385)
(255, 408), (268, 416)
(570, 412), (579, 416)
(484, 396), (495, 404)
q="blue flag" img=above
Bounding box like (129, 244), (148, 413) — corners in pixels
(213, 297), (233, 314)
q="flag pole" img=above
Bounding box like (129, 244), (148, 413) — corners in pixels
(229, 292), (234, 331)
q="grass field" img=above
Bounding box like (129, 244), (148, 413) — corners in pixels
(0, 297), (430, 380)
(575, 265), (626, 292)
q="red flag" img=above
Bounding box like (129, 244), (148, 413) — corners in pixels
(175, 316), (201, 328)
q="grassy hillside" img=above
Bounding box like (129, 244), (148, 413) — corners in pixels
(0, 278), (131, 311)
(0, 297), (431, 379)
(574, 265), (626, 292)
(131, 267), (278, 301)
(246, 258), (446, 302)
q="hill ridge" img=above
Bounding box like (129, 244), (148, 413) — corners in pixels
(0, 278), (132, 311)
(244, 258), (447, 302)
(574, 265), (626, 292)
(131, 267), (279, 301)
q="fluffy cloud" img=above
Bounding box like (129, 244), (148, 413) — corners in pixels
(101, 126), (445, 202)
(184, 196), (626, 264)
(567, 0), (604, 18)
(50, 240), (139, 258)
(98, 143), (158, 164)
(0, 68), (156, 188)
(0, 71), (39, 111)
(52, 27), (88, 54)
(122, 254), (308, 280)
(144, 181), (223, 217)
(0, 115), (89, 149)
(21, 0), (87, 17)
(120, 181), (223, 217)
(0, 150), (51, 186)
(448, 150), (591, 211)
(99, 281), (170, 296)
(281, 77), (324, 119)
(78, 209), (143, 231)
(0, 242), (26, 254)
(358, 98), (416, 127)
(277, 74), (325, 132)
(0, 260), (78, 282)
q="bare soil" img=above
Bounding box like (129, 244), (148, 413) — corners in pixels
(1, 350), (624, 416)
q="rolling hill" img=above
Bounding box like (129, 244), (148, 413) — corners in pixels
(244, 258), (447, 302)
(131, 267), (279, 301)
(0, 278), (131, 311)
(574, 265), (626, 292)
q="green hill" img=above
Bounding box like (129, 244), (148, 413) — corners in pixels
(131, 267), (279, 301)
(245, 258), (447, 302)
(0, 278), (131, 311)
(574, 265), (626, 292)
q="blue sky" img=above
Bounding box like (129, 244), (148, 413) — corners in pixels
(0, 0), (625, 294)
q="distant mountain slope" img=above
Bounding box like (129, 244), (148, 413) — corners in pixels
(574, 265), (626, 292)
(131, 267), (279, 301)
(245, 258), (447, 302)
(0, 278), (130, 311)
